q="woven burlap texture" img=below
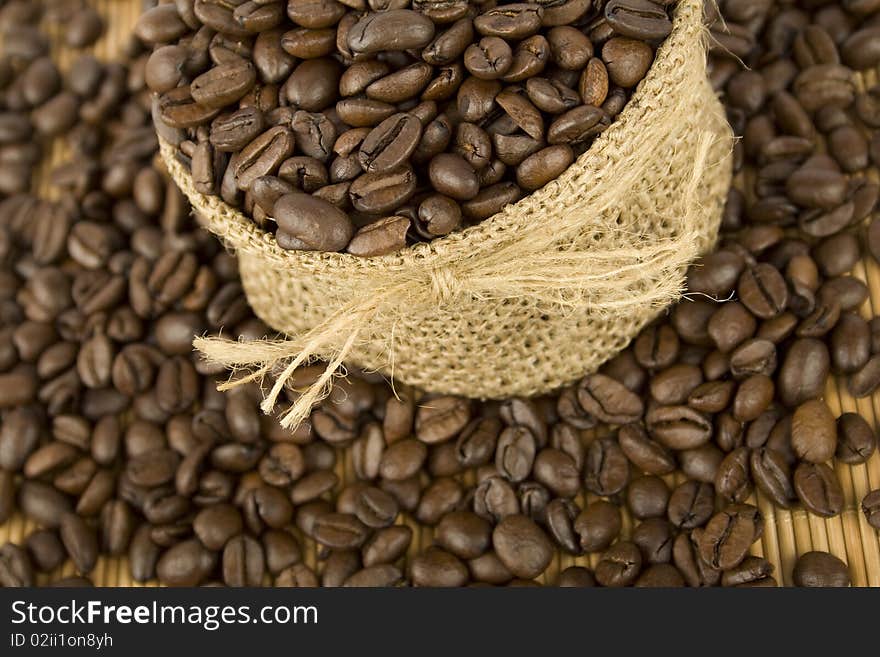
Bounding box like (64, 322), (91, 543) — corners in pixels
(160, 0), (733, 429)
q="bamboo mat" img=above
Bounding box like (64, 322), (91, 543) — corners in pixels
(0, 0), (879, 587)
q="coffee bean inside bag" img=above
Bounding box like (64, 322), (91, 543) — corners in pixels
(143, 1), (676, 256)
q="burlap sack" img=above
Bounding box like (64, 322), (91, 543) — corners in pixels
(158, 0), (733, 428)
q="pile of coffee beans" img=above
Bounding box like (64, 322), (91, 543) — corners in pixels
(141, 0), (676, 256)
(2, 0), (880, 588)
(0, 0), (103, 198)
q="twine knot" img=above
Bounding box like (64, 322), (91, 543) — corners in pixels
(429, 267), (459, 304)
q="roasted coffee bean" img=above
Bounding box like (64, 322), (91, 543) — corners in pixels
(584, 437), (629, 496)
(794, 462), (844, 518)
(650, 364), (703, 406)
(533, 447), (580, 498)
(791, 400), (837, 463)
(632, 517), (674, 564)
(313, 513), (369, 550)
(716, 447), (752, 504)
(849, 354), (880, 398)
(574, 500), (621, 553)
(210, 107), (265, 153)
(473, 476), (519, 523)
(577, 373), (643, 425)
(750, 447), (796, 509)
(602, 37), (654, 88)
(59, 512), (97, 574)
(274, 192), (354, 252)
(475, 5), (544, 41)
(223, 534), (265, 587)
(646, 405), (712, 450)
(415, 396), (471, 444)
(556, 566), (596, 587)
(428, 153), (479, 201)
(698, 505), (762, 571)
(862, 490), (880, 530)
(792, 551), (850, 587)
(428, 509), (489, 560)
(836, 413), (876, 465)
(0, 543), (33, 587)
(192, 60), (256, 111)
(627, 475), (670, 519)
(348, 10), (436, 54)
(494, 426), (537, 483)
(673, 531), (720, 588)
(738, 264), (788, 319)
(721, 555), (776, 588)
(595, 541), (643, 587)
(492, 514), (553, 579)
(464, 37), (513, 81)
(777, 338), (830, 407)
(605, 0), (673, 41)
(358, 114), (422, 175)
(831, 312), (870, 374)
(25, 529), (65, 573)
(667, 480), (715, 530)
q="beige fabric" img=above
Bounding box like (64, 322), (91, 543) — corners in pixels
(160, 0), (734, 429)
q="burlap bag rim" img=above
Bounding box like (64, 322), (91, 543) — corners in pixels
(162, 0), (718, 272)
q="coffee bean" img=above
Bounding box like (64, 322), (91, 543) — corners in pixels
(415, 396), (471, 444)
(605, 0), (673, 41)
(474, 476), (519, 523)
(25, 529), (65, 573)
(841, 27), (880, 71)
(777, 338), (829, 407)
(602, 37), (654, 88)
(475, 5), (544, 41)
(627, 475), (670, 519)
(836, 412), (876, 464)
(750, 447), (796, 509)
(584, 437), (629, 496)
(791, 399), (837, 463)
(533, 448), (580, 498)
(273, 192), (354, 252)
(831, 312), (870, 374)
(595, 541), (642, 587)
(0, 543), (33, 587)
(618, 424), (673, 475)
(59, 512), (98, 574)
(492, 514), (553, 579)
(223, 534), (265, 587)
(862, 490), (880, 530)
(794, 462), (844, 518)
(721, 556), (776, 588)
(348, 10), (436, 54)
(698, 504), (762, 570)
(650, 364), (703, 405)
(574, 500), (621, 553)
(849, 354), (880, 398)
(738, 264), (788, 319)
(435, 511), (491, 560)
(646, 405), (712, 450)
(792, 551), (850, 587)
(577, 373), (643, 425)
(423, 154), (479, 202)
(154, 537), (214, 587)
(673, 531), (720, 588)
(556, 566), (596, 587)
(716, 447), (752, 504)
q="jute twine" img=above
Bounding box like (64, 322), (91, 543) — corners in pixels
(159, 0), (733, 429)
